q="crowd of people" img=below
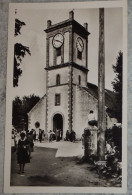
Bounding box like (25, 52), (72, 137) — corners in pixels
(12, 109), (96, 174)
(47, 129), (76, 143)
(12, 109), (121, 175)
(65, 130), (76, 142)
(13, 127), (77, 174)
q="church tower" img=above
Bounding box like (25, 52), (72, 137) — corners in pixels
(44, 11), (90, 138)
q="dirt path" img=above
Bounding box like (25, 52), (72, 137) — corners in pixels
(11, 146), (118, 187)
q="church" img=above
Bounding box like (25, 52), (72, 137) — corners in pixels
(28, 11), (117, 139)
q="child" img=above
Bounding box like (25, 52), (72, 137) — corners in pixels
(17, 132), (30, 174)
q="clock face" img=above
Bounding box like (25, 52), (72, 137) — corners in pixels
(76, 37), (84, 52)
(52, 33), (64, 48)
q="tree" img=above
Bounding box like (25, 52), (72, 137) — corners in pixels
(15, 19), (25, 36)
(12, 94), (40, 132)
(111, 51), (123, 123)
(13, 19), (31, 87)
(12, 96), (23, 131)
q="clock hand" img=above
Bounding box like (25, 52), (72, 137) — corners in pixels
(78, 42), (82, 48)
(54, 39), (63, 43)
(78, 40), (83, 47)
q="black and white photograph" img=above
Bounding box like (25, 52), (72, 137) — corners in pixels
(4, 1), (127, 193)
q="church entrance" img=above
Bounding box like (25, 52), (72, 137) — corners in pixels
(53, 114), (63, 140)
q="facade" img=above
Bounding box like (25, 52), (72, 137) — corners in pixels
(45, 11), (89, 138)
(28, 95), (46, 133)
(28, 11), (117, 138)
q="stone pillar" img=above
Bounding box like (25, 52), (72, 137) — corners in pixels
(85, 23), (88, 84)
(68, 66), (73, 133)
(69, 30), (73, 63)
(53, 47), (56, 66)
(69, 11), (74, 20)
(45, 33), (50, 132)
(47, 20), (52, 28)
(68, 29), (73, 133)
(97, 8), (105, 161)
(61, 43), (64, 64)
(84, 128), (97, 158)
(84, 23), (88, 30)
(46, 37), (49, 67)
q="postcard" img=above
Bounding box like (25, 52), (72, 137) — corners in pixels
(4, 0), (127, 193)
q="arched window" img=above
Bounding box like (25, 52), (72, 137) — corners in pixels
(56, 74), (60, 85)
(78, 75), (81, 85)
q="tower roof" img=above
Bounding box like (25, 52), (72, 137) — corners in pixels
(44, 11), (90, 38)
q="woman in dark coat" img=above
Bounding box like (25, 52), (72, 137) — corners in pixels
(27, 131), (34, 158)
(39, 129), (43, 143)
(69, 130), (76, 142)
(17, 132), (30, 174)
(66, 130), (70, 141)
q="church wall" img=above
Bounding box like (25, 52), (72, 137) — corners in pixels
(48, 67), (69, 86)
(47, 85), (69, 136)
(44, 15), (117, 142)
(49, 37), (53, 66)
(73, 32), (86, 67)
(28, 97), (46, 131)
(47, 26), (71, 67)
(72, 86), (98, 138)
(64, 32), (69, 63)
(72, 86), (117, 137)
(56, 52), (61, 65)
(72, 67), (87, 87)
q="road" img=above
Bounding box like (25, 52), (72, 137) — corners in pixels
(10, 143), (120, 187)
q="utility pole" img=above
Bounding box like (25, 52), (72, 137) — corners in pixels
(97, 8), (106, 161)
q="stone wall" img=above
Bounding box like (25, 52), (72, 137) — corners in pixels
(48, 66), (69, 86)
(72, 67), (87, 87)
(72, 85), (117, 138)
(47, 26), (71, 67)
(28, 96), (46, 131)
(73, 32), (86, 67)
(64, 32), (69, 63)
(73, 85), (98, 138)
(49, 37), (53, 66)
(47, 85), (69, 136)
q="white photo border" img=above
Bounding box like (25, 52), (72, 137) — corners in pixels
(4, 0), (127, 193)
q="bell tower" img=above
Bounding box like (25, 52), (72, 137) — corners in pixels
(44, 11), (90, 136)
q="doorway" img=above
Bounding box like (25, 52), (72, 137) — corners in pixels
(53, 114), (63, 139)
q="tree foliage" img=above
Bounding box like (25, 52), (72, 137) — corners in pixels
(13, 19), (31, 87)
(111, 51), (123, 122)
(15, 19), (25, 36)
(12, 94), (40, 132)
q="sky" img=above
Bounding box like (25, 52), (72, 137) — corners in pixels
(11, 5), (123, 98)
